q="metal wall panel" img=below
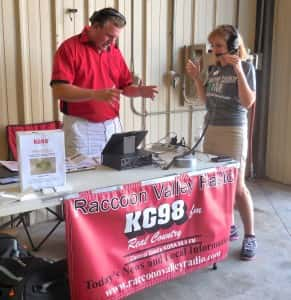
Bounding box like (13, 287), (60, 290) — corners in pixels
(215, 0), (237, 26)
(0, 0), (19, 158)
(144, 0), (169, 144)
(0, 1), (9, 159)
(0, 0), (257, 161)
(194, 0), (215, 44)
(0, 0), (259, 225)
(266, 0), (291, 184)
(237, 0), (256, 50)
(118, 0), (143, 131)
(17, 0), (57, 124)
(168, 0), (193, 145)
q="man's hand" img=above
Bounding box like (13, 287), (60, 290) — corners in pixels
(93, 88), (123, 104)
(139, 85), (159, 99)
(52, 83), (123, 104)
(122, 85), (159, 99)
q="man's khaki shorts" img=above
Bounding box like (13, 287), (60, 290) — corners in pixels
(63, 115), (122, 158)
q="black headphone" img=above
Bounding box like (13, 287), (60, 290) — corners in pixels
(89, 8), (126, 26)
(224, 25), (239, 54)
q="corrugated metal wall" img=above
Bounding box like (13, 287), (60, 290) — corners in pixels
(0, 0), (259, 223)
(0, 0), (257, 158)
(266, 0), (291, 184)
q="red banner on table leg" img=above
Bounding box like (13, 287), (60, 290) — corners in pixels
(65, 166), (238, 300)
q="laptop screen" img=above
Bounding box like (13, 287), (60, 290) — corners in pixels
(102, 130), (148, 155)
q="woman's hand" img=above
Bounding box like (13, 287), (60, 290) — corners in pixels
(185, 59), (201, 81)
(185, 59), (206, 102)
(222, 54), (243, 73)
(223, 55), (256, 108)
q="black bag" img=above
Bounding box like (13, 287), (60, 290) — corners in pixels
(0, 233), (31, 258)
(0, 234), (70, 300)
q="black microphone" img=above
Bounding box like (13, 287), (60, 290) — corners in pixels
(215, 52), (227, 57)
(212, 50), (238, 57)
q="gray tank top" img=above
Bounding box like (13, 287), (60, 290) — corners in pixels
(205, 61), (256, 126)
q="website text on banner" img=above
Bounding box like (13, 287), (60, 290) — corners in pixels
(65, 166), (238, 300)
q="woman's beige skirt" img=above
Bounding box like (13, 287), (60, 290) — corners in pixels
(203, 125), (248, 177)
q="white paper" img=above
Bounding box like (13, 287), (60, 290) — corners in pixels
(17, 130), (66, 192)
(66, 153), (99, 172)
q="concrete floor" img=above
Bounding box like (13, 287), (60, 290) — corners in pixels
(16, 179), (291, 300)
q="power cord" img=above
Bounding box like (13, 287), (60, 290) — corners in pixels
(146, 133), (188, 154)
(170, 136), (178, 145)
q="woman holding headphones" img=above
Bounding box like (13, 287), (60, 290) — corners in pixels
(186, 25), (257, 260)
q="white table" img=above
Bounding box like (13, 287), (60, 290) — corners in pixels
(0, 153), (238, 218)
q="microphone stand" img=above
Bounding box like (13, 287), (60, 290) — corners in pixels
(162, 120), (209, 170)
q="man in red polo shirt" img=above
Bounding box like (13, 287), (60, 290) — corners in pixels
(51, 7), (158, 158)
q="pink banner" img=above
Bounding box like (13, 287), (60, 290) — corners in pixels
(65, 166), (238, 300)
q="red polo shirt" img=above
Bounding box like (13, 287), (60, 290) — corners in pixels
(51, 26), (132, 122)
